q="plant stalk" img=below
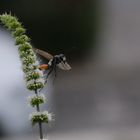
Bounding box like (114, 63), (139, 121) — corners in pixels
(35, 89), (43, 140)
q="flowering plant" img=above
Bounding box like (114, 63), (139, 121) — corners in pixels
(0, 13), (53, 140)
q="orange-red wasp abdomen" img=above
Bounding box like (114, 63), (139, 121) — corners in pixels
(39, 64), (49, 70)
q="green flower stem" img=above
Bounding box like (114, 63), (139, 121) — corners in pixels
(35, 88), (43, 139)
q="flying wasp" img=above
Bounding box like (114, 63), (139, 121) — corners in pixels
(34, 48), (71, 83)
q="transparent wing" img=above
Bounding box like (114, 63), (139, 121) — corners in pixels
(33, 48), (53, 60)
(57, 62), (71, 70)
(57, 57), (71, 70)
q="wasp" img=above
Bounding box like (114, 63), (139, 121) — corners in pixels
(34, 48), (71, 83)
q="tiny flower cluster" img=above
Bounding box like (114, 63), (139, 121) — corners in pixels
(28, 94), (46, 107)
(22, 62), (39, 73)
(29, 111), (54, 126)
(27, 80), (44, 91)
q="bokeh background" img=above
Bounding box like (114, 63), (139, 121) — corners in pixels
(0, 0), (140, 140)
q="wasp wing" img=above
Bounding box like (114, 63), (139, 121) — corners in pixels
(33, 48), (53, 60)
(56, 57), (71, 70)
(57, 62), (71, 70)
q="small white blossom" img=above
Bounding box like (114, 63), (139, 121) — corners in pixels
(26, 78), (45, 85)
(27, 94), (46, 103)
(29, 111), (54, 122)
(26, 79), (35, 85)
(43, 111), (55, 122)
(36, 78), (45, 85)
(34, 69), (44, 77)
(29, 112), (40, 120)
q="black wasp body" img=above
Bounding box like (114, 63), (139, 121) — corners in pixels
(47, 54), (67, 78)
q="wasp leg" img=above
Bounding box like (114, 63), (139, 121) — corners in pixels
(54, 65), (57, 78)
(46, 57), (57, 78)
(46, 66), (54, 79)
(52, 57), (57, 83)
(52, 65), (57, 84)
(38, 68), (52, 92)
